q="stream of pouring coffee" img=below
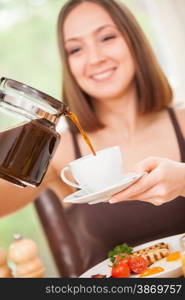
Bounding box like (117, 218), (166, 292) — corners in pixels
(66, 111), (96, 156)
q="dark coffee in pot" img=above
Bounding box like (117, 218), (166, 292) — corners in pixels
(0, 119), (59, 187)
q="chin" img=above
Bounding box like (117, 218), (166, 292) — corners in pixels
(91, 89), (124, 101)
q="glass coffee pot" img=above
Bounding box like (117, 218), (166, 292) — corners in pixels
(0, 77), (69, 188)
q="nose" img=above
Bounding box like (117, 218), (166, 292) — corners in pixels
(86, 43), (105, 65)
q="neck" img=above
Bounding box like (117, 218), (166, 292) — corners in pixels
(93, 84), (145, 138)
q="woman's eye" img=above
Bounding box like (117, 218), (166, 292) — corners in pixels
(67, 47), (81, 55)
(102, 35), (116, 42)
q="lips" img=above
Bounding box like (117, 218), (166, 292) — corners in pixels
(90, 68), (116, 81)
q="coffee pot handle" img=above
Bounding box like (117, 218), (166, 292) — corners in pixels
(61, 167), (83, 190)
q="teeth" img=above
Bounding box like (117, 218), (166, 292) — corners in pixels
(92, 70), (114, 80)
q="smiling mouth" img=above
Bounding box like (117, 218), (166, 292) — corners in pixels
(91, 68), (116, 81)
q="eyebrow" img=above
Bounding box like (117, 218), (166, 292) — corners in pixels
(64, 24), (117, 44)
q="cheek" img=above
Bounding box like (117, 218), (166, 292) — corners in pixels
(68, 57), (90, 93)
(118, 47), (135, 80)
(68, 56), (85, 81)
(113, 39), (134, 65)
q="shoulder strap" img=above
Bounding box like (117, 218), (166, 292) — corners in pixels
(70, 130), (82, 159)
(167, 107), (185, 162)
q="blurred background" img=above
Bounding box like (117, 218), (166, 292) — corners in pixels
(0, 0), (185, 277)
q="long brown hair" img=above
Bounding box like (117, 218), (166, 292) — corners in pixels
(57, 0), (173, 133)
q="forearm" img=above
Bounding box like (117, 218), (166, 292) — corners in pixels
(0, 179), (45, 218)
(0, 163), (74, 217)
(0, 165), (58, 218)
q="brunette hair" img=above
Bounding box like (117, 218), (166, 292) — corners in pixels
(57, 0), (173, 133)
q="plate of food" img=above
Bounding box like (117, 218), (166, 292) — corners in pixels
(79, 233), (184, 278)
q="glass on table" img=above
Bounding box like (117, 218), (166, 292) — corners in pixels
(180, 234), (185, 277)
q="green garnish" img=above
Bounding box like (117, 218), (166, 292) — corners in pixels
(108, 243), (133, 264)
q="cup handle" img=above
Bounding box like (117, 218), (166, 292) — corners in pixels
(61, 167), (83, 190)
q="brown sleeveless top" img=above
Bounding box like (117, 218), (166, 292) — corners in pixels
(66, 107), (185, 273)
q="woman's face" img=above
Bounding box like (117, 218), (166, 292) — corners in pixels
(64, 2), (135, 101)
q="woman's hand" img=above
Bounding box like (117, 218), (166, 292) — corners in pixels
(109, 157), (185, 205)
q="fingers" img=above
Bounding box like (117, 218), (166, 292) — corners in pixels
(117, 185), (165, 202)
(133, 157), (163, 174)
(109, 171), (159, 203)
(109, 187), (165, 206)
(147, 199), (164, 206)
(108, 157), (172, 205)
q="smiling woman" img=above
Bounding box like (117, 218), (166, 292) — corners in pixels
(57, 0), (172, 133)
(54, 0), (185, 274)
(64, 17), (135, 101)
(63, 8), (135, 103)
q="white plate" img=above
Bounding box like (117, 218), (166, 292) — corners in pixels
(63, 172), (145, 205)
(79, 233), (184, 278)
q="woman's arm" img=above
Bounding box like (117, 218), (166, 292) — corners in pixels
(0, 165), (57, 218)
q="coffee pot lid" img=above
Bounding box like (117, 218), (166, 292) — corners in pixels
(0, 77), (69, 123)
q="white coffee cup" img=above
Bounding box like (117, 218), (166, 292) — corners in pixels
(61, 146), (124, 193)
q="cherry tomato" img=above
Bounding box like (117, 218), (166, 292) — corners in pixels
(114, 254), (130, 264)
(111, 261), (130, 278)
(128, 256), (148, 274)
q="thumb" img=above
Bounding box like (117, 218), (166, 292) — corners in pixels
(133, 157), (162, 173)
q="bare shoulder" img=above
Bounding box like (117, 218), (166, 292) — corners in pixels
(51, 129), (76, 175)
(174, 107), (185, 139)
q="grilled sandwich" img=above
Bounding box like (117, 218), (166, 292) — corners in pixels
(133, 242), (170, 265)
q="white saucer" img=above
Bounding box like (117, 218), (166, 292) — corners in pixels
(63, 172), (146, 205)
